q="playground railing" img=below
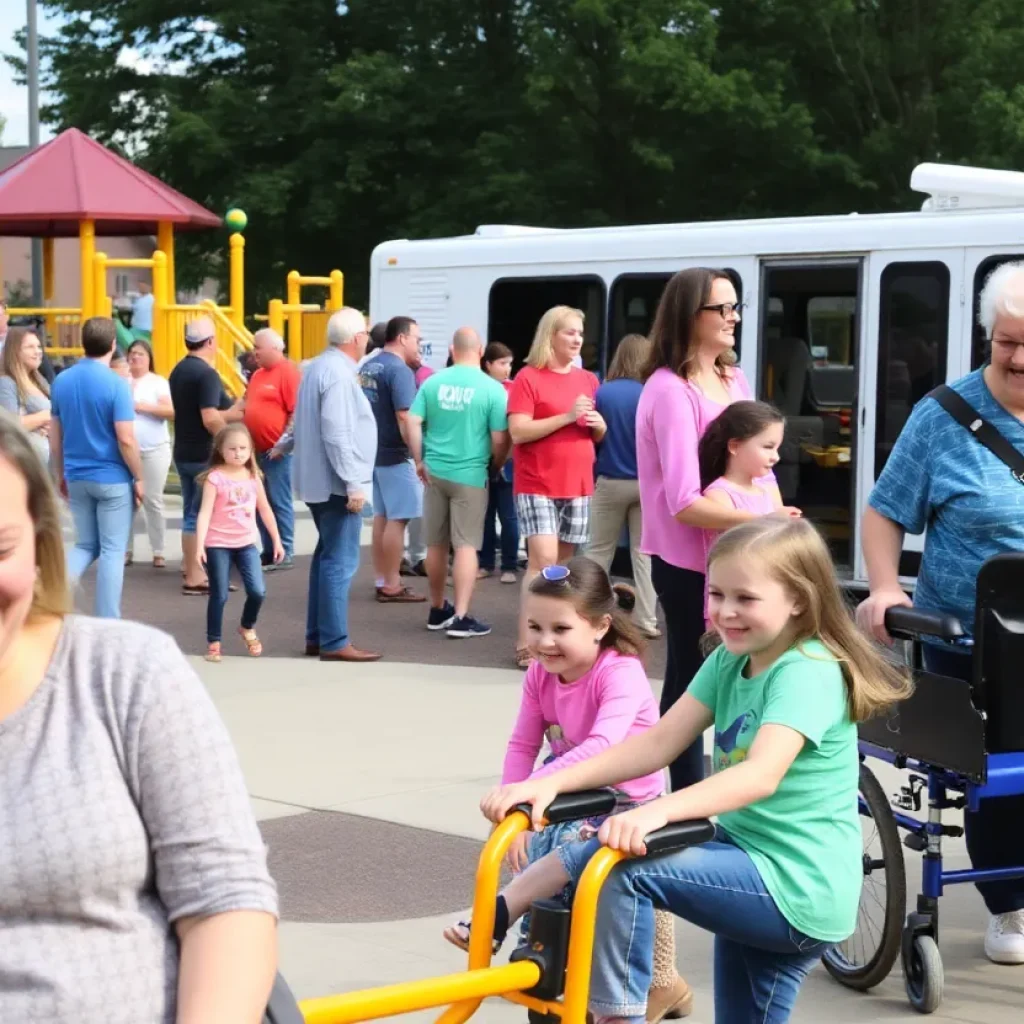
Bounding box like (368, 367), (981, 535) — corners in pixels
(160, 304), (248, 398)
(9, 308), (84, 359)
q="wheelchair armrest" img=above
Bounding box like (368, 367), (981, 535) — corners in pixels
(643, 819), (716, 856)
(516, 789), (618, 826)
(885, 606), (964, 642)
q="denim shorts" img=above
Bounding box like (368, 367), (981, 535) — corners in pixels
(372, 460), (423, 522)
(175, 460), (208, 534)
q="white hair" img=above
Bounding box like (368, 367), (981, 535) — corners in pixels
(326, 307), (367, 348)
(253, 327), (285, 350)
(979, 260), (1024, 335)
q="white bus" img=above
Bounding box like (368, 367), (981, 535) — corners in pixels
(369, 162), (1024, 587)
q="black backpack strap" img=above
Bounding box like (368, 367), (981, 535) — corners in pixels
(928, 385), (1024, 483)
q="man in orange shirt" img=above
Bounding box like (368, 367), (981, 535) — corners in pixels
(240, 328), (301, 569)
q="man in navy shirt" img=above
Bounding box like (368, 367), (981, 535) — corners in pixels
(359, 316), (426, 602)
(50, 317), (143, 618)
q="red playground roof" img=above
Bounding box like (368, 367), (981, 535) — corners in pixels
(0, 128), (221, 237)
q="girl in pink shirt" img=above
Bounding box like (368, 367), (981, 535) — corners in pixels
(443, 557), (691, 1020)
(195, 424), (283, 662)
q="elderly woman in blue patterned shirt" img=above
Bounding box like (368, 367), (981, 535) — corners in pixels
(856, 260), (1024, 966)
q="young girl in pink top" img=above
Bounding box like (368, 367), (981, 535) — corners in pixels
(195, 424), (283, 662)
(443, 557), (691, 1021)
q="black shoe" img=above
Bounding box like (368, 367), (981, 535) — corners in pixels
(447, 615), (492, 639)
(427, 600), (457, 631)
(400, 558), (416, 577)
(411, 559), (429, 577)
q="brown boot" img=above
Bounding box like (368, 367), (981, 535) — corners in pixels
(646, 975), (693, 1022)
(319, 644), (382, 662)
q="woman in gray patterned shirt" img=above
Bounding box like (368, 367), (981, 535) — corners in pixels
(0, 415), (280, 1022)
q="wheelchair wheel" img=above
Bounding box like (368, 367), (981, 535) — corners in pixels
(823, 763), (906, 990)
(903, 934), (943, 1014)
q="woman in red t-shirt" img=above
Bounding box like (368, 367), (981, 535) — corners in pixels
(507, 306), (605, 667)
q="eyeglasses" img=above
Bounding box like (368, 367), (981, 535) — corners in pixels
(700, 302), (744, 318)
(540, 565), (571, 582)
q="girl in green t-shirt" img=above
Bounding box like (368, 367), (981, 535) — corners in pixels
(480, 517), (911, 1024)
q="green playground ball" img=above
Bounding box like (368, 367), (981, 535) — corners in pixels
(225, 208), (248, 233)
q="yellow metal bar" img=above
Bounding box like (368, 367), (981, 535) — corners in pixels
(9, 307), (81, 315)
(286, 270), (301, 358)
(103, 257), (156, 269)
(299, 961), (540, 1024)
(157, 221), (175, 301)
(151, 251), (168, 370)
(80, 219), (95, 319)
(93, 252), (108, 321)
(435, 812), (532, 1024)
(42, 238), (54, 301)
(44, 347), (84, 356)
(229, 233), (245, 330)
(268, 298), (284, 341)
(561, 847), (625, 1024)
(296, 274), (333, 286)
(502, 988), (564, 1016)
(329, 269), (344, 310)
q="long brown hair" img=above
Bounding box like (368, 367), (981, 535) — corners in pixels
(708, 518), (912, 722)
(698, 400), (784, 489)
(0, 416), (70, 619)
(644, 268), (737, 381)
(529, 556), (647, 660)
(1, 327), (50, 401)
(606, 333), (651, 382)
(197, 423), (261, 486)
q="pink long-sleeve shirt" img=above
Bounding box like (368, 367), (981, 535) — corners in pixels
(501, 649), (665, 804)
(636, 366), (756, 572)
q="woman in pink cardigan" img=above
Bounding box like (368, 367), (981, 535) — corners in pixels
(637, 268), (776, 792)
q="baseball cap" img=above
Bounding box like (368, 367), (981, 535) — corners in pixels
(184, 315), (216, 347)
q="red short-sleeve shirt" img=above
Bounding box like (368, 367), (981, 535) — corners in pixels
(243, 359), (301, 453)
(507, 365), (599, 498)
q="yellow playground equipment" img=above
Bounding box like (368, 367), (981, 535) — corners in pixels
(265, 791), (713, 1024)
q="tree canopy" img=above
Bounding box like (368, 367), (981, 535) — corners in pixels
(15, 0), (1024, 310)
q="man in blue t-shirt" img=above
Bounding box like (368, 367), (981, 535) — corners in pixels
(50, 317), (143, 619)
(359, 315), (426, 602)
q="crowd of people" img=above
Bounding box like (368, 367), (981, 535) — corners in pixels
(0, 260), (1021, 1022)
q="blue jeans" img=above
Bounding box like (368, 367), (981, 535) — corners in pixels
(558, 833), (828, 1023)
(478, 474), (518, 572)
(257, 451), (294, 561)
(176, 460), (208, 534)
(205, 544), (265, 643)
(306, 495), (363, 653)
(66, 480), (134, 619)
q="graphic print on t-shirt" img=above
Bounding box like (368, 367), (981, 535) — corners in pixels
(713, 710), (757, 770)
(544, 723), (571, 758)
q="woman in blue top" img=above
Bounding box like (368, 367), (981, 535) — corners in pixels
(857, 259), (1024, 965)
(483, 518), (911, 1023)
(586, 334), (659, 637)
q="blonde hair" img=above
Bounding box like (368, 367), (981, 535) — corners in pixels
(708, 518), (912, 722)
(525, 306), (584, 369)
(1, 327), (50, 401)
(197, 423), (261, 485)
(0, 416), (70, 620)
(606, 333), (652, 382)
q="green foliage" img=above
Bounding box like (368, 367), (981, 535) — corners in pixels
(14, 1), (1024, 310)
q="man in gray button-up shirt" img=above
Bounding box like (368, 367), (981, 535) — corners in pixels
(293, 308), (381, 662)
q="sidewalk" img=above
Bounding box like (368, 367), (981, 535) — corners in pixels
(194, 654), (1022, 1023)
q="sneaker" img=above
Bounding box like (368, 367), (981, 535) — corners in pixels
(427, 601), (457, 631)
(985, 910), (1024, 964)
(447, 615), (492, 639)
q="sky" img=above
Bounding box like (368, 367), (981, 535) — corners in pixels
(0, 0), (58, 146)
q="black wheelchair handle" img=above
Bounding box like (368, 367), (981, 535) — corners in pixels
(643, 819), (716, 856)
(885, 606), (964, 642)
(514, 789), (618, 826)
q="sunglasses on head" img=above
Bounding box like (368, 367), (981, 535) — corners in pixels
(540, 565), (571, 583)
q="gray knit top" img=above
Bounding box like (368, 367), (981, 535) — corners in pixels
(0, 615), (279, 1022)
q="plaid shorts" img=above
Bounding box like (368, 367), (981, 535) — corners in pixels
(515, 494), (591, 545)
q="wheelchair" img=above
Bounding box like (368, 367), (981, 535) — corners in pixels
(824, 553), (1024, 1013)
(264, 791), (714, 1023)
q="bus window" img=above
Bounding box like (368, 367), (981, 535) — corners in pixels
(608, 269), (744, 372)
(972, 255), (1024, 369)
(487, 277), (605, 372)
(875, 262), (950, 478)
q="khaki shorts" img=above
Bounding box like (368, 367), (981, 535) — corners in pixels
(424, 476), (488, 550)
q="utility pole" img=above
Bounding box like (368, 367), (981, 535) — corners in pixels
(27, 0), (43, 306)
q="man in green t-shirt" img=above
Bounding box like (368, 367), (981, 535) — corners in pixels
(407, 327), (510, 639)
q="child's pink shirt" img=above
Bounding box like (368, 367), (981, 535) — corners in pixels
(501, 649), (665, 803)
(204, 469), (260, 549)
(637, 367), (757, 573)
